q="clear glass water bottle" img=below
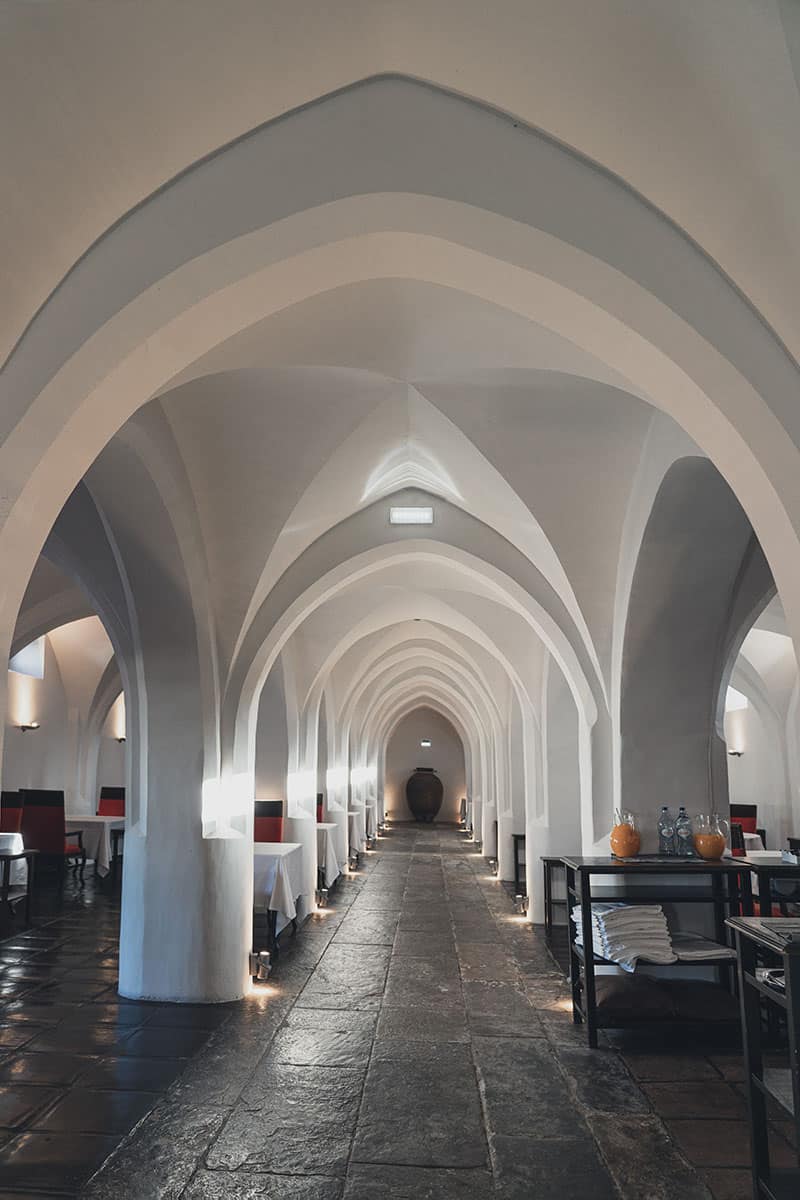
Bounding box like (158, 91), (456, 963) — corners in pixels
(657, 805), (676, 855)
(675, 806), (694, 856)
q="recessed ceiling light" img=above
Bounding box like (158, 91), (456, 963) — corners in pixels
(389, 506), (433, 525)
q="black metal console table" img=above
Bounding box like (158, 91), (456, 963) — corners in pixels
(562, 855), (752, 1048)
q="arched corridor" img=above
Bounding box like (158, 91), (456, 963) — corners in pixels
(2, 4), (800, 1196)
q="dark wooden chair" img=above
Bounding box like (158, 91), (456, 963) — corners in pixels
(789, 837), (800, 855)
(19, 789), (86, 880)
(0, 791), (23, 833)
(316, 792), (324, 823)
(254, 799), (283, 843)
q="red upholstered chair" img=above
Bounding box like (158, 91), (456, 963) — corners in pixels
(254, 800), (284, 843)
(19, 789), (86, 879)
(98, 786), (125, 817)
(316, 793), (324, 823)
(730, 804), (767, 848)
(0, 791), (23, 833)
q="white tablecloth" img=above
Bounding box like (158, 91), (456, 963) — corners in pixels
(0, 833), (27, 885)
(348, 808), (366, 852)
(66, 815), (124, 877)
(744, 832), (765, 852)
(365, 802), (378, 837)
(316, 822), (340, 888)
(253, 842), (304, 931)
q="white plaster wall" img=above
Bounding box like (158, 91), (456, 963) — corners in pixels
(3, 638), (70, 794)
(96, 700), (126, 797)
(725, 704), (789, 847)
(384, 707), (465, 823)
(254, 659), (288, 804)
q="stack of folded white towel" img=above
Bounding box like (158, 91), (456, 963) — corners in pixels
(572, 902), (676, 972)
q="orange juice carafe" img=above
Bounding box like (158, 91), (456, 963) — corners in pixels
(693, 813), (729, 860)
(609, 810), (640, 858)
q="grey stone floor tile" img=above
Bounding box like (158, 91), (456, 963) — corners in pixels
(463, 981), (543, 1038)
(183, 1171), (344, 1198)
(492, 1133), (616, 1199)
(343, 1163), (494, 1198)
(474, 1036), (589, 1139)
(352, 1044), (488, 1169)
(557, 1046), (651, 1114)
(82, 1099), (228, 1199)
(270, 1027), (374, 1070)
(333, 912), (399, 946)
(376, 1006), (469, 1043)
(456, 944), (519, 983)
(207, 1110), (355, 1176)
(392, 931), (456, 957)
(283, 1008), (378, 1035)
(588, 1114), (713, 1199)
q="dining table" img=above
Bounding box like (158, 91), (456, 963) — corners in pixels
(348, 808), (366, 854)
(65, 814), (124, 877)
(316, 822), (340, 889)
(253, 841), (304, 937)
(0, 833), (27, 885)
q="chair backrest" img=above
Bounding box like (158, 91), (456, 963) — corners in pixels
(0, 791), (23, 833)
(254, 800), (283, 843)
(788, 836), (800, 855)
(19, 789), (67, 855)
(98, 786), (125, 817)
(730, 804), (758, 820)
(316, 793), (324, 823)
(731, 815), (758, 835)
(729, 821), (745, 857)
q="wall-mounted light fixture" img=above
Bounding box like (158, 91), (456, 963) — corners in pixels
(420, 738), (431, 748)
(18, 722), (40, 733)
(727, 749), (744, 757)
(389, 505), (434, 525)
(116, 736), (126, 744)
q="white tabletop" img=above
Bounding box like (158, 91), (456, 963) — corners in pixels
(253, 842), (304, 929)
(66, 815), (123, 876)
(316, 823), (341, 887)
(0, 833), (27, 885)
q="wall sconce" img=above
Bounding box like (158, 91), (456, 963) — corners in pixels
(18, 722), (40, 732)
(248, 949), (271, 982)
(514, 894), (529, 916)
(116, 736), (126, 744)
(420, 739), (432, 748)
(489, 858), (498, 876)
(727, 749), (744, 757)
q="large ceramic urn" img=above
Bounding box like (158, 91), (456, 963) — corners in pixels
(406, 767), (444, 823)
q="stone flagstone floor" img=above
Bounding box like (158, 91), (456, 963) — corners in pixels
(1, 824), (794, 1197)
(83, 823), (780, 1200)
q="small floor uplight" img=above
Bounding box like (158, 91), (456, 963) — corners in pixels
(514, 894), (529, 916)
(489, 858), (498, 876)
(348, 850), (360, 872)
(316, 887), (329, 908)
(249, 950), (272, 982)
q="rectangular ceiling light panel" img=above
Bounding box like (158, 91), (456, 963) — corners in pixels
(389, 505), (434, 525)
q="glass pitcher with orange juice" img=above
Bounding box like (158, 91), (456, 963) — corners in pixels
(609, 809), (641, 858)
(692, 813), (729, 860)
